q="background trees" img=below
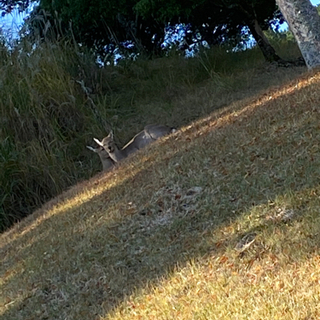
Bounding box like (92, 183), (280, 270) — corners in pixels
(4, 0), (318, 67)
(135, 0), (284, 61)
(1, 0), (289, 62)
(0, 0), (29, 15)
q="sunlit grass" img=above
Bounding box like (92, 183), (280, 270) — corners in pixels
(107, 186), (320, 319)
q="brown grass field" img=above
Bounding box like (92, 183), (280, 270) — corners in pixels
(2, 57), (320, 319)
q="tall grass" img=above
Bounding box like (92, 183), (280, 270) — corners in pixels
(0, 40), (98, 230)
(0, 37), (303, 232)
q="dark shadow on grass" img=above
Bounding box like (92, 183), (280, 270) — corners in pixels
(2, 73), (320, 319)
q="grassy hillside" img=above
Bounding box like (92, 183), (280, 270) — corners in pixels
(3, 42), (320, 319)
(0, 38), (303, 231)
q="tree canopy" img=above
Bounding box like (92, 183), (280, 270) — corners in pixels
(134, 0), (284, 60)
(0, 0), (29, 15)
(1, 0), (289, 62)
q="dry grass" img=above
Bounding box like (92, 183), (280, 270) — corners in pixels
(2, 64), (320, 319)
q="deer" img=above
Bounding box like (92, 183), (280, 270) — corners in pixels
(93, 124), (176, 163)
(86, 145), (115, 171)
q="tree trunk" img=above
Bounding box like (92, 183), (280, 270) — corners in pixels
(247, 19), (282, 62)
(276, 0), (320, 69)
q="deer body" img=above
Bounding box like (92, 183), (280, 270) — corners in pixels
(94, 124), (175, 163)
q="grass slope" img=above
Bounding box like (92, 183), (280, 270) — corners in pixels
(2, 66), (320, 319)
(0, 39), (303, 231)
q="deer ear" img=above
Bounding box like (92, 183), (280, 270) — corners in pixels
(93, 138), (103, 147)
(87, 145), (98, 153)
(107, 131), (114, 139)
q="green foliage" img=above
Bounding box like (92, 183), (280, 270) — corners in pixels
(265, 29), (298, 50)
(26, 0), (140, 57)
(135, 0), (280, 50)
(134, 0), (203, 22)
(0, 0), (31, 14)
(24, 0), (280, 59)
(135, 0), (277, 25)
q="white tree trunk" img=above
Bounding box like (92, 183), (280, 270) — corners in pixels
(276, 0), (320, 69)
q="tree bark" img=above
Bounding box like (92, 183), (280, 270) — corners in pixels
(276, 0), (320, 69)
(247, 19), (282, 62)
(236, 3), (283, 63)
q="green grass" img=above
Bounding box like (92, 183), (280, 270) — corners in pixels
(3, 38), (320, 319)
